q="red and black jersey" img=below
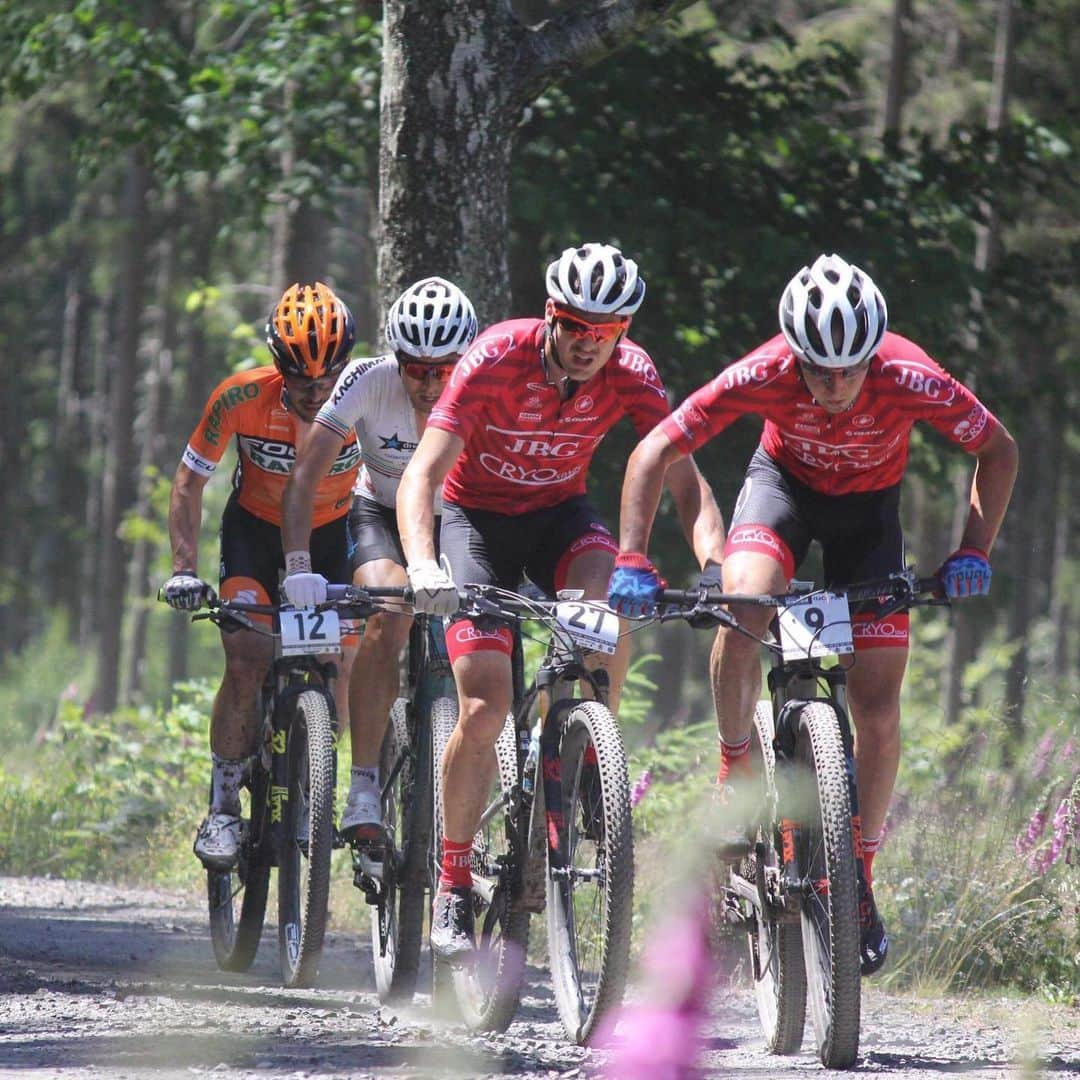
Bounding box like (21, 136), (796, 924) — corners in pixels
(428, 319), (670, 513)
(661, 332), (999, 495)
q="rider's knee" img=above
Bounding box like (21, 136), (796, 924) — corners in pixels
(455, 697), (511, 746)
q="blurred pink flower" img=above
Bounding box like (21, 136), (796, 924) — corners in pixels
(630, 769), (653, 809)
(595, 894), (715, 1078)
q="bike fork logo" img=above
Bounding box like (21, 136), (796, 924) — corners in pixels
(272, 730), (287, 755)
(270, 785), (288, 823)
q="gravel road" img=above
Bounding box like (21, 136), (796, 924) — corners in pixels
(0, 875), (1076, 1078)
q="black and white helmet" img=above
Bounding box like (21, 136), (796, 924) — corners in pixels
(779, 254), (887, 368)
(545, 243), (645, 316)
(385, 276), (479, 359)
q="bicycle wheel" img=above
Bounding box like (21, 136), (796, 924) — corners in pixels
(208, 765), (272, 972)
(429, 695), (464, 1016)
(546, 701), (633, 1045)
(278, 689), (336, 988)
(743, 701), (806, 1054)
(446, 714), (530, 1032)
(371, 697), (432, 1003)
(793, 701), (861, 1068)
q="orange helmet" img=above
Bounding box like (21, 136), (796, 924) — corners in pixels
(265, 281), (355, 379)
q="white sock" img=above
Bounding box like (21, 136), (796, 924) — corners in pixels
(210, 753), (245, 815)
(350, 765), (379, 795)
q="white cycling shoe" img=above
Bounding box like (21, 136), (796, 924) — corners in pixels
(194, 812), (242, 871)
(339, 787), (384, 844)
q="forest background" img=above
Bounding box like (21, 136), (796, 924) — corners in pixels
(0, 0), (1077, 1000)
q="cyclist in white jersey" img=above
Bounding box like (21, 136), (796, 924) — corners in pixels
(281, 277), (478, 838)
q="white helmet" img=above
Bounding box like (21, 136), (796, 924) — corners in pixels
(779, 254), (887, 368)
(385, 276), (479, 359)
(545, 243), (645, 316)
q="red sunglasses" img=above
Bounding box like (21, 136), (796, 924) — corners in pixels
(551, 307), (629, 344)
(398, 359), (456, 382)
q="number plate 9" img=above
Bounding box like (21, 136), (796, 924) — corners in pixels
(777, 592), (853, 659)
(279, 609), (342, 656)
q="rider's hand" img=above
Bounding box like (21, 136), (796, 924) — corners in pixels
(161, 572), (211, 611)
(936, 547), (992, 599)
(407, 555), (459, 615)
(282, 571), (328, 608)
(607, 552), (666, 618)
(687, 561), (725, 628)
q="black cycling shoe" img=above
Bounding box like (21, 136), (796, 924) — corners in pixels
(859, 881), (889, 976)
(430, 886), (475, 964)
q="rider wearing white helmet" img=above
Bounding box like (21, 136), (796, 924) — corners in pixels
(281, 276), (479, 843)
(610, 251), (1018, 979)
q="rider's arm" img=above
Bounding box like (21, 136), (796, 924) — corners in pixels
(281, 423), (347, 557)
(663, 452), (727, 569)
(397, 426), (465, 566)
(168, 462), (211, 573)
(958, 422), (1018, 554)
(620, 423), (723, 561)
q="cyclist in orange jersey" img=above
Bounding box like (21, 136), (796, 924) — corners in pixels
(161, 282), (359, 870)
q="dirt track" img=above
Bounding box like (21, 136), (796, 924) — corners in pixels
(0, 876), (1076, 1078)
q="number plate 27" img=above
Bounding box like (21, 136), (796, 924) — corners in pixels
(555, 602), (619, 655)
(777, 592), (853, 659)
(279, 609), (342, 656)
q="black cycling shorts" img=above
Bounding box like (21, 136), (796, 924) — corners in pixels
(439, 495), (617, 599)
(726, 448), (906, 587)
(346, 495), (440, 571)
(218, 493), (351, 601)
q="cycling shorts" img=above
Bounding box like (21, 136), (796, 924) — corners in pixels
(725, 449), (908, 649)
(218, 493), (357, 639)
(346, 495), (440, 571)
(440, 496), (618, 661)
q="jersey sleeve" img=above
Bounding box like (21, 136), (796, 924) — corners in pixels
(879, 343), (1000, 453)
(182, 371), (253, 477)
(610, 342), (671, 436)
(427, 329), (518, 443)
(314, 357), (378, 440)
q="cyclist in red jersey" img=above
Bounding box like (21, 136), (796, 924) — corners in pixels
(608, 254), (1018, 975)
(161, 282), (359, 871)
(397, 244), (724, 961)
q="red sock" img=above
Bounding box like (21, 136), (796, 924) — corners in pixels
(861, 834), (882, 887)
(440, 838), (472, 890)
(718, 735), (752, 782)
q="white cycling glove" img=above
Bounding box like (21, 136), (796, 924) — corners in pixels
(407, 554), (459, 615)
(162, 573), (211, 611)
(282, 550), (328, 607)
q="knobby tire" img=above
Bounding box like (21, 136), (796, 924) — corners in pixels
(278, 689), (336, 988)
(794, 701), (861, 1069)
(546, 701), (634, 1045)
(372, 697), (432, 1003)
(744, 701), (806, 1055)
(208, 765), (271, 972)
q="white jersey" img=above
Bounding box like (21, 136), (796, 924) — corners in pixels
(314, 355), (438, 510)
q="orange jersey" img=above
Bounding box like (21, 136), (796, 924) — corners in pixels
(181, 366), (359, 527)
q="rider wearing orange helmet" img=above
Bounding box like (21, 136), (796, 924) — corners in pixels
(162, 281), (360, 870)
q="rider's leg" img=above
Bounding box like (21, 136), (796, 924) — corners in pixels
(441, 649), (512, 859)
(348, 560), (412, 769)
(712, 550), (787, 771)
(845, 644), (908, 881)
(564, 547), (630, 714)
(213, 625), (274, 764)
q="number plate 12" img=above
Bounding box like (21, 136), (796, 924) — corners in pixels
(555, 602), (620, 655)
(777, 592), (853, 660)
(279, 609), (342, 656)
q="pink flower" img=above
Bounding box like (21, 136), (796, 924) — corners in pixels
(1015, 808), (1048, 857)
(1031, 732), (1056, 781)
(630, 769), (653, 809)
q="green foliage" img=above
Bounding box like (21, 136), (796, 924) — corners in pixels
(0, 610), (95, 748)
(0, 681), (210, 881)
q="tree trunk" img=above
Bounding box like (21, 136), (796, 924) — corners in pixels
(95, 149), (151, 714)
(377, 0), (693, 322)
(881, 0), (913, 142)
(123, 202), (179, 704)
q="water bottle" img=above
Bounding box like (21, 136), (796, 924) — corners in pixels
(521, 721), (541, 795)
